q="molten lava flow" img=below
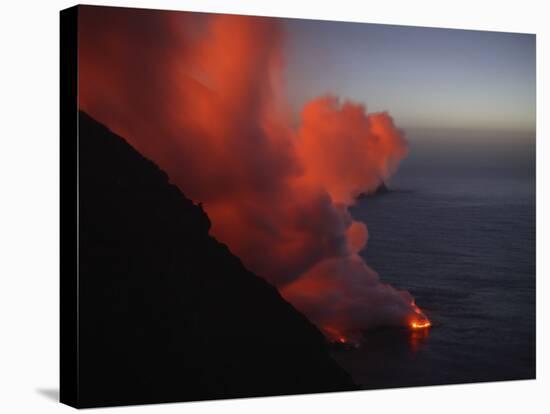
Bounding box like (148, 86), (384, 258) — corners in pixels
(409, 300), (432, 330)
(78, 7), (425, 341)
(410, 320), (432, 330)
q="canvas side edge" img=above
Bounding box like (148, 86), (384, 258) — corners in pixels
(60, 5), (79, 409)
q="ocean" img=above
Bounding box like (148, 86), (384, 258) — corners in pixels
(333, 134), (536, 389)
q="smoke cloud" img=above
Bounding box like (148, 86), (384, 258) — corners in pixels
(78, 7), (428, 341)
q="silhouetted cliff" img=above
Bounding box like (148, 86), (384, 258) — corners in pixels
(373, 181), (389, 195)
(77, 111), (355, 407)
(357, 182), (390, 200)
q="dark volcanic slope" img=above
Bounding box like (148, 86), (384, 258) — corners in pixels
(77, 111), (355, 407)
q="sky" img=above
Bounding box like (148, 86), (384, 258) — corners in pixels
(283, 18), (535, 133)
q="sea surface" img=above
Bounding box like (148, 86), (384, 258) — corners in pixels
(333, 138), (536, 389)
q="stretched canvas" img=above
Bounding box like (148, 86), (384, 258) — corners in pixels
(60, 4), (536, 408)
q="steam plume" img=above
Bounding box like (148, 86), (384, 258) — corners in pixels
(78, 7), (427, 341)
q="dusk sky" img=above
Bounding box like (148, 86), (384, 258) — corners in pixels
(283, 19), (535, 134)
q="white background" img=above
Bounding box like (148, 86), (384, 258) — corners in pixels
(0, 0), (547, 412)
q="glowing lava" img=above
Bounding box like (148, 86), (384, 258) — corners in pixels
(409, 300), (431, 330)
(410, 320), (431, 330)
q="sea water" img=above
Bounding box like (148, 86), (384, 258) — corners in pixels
(333, 132), (536, 388)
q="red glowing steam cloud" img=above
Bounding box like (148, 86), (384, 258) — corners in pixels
(78, 6), (427, 341)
